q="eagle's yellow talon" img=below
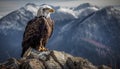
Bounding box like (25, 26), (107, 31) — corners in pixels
(38, 46), (48, 51)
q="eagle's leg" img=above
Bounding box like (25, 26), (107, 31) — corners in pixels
(38, 39), (48, 51)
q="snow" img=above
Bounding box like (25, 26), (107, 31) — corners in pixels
(0, 3), (99, 31)
(75, 7), (98, 17)
(52, 6), (98, 21)
(58, 7), (78, 18)
(60, 21), (74, 33)
(0, 3), (99, 34)
(25, 4), (39, 16)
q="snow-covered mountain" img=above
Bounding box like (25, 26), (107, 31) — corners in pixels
(0, 3), (120, 68)
(0, 3), (98, 33)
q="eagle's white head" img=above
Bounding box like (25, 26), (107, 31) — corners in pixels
(37, 5), (55, 18)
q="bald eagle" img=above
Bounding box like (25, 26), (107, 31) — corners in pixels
(21, 5), (55, 57)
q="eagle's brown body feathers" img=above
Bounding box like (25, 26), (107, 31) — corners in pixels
(21, 17), (54, 57)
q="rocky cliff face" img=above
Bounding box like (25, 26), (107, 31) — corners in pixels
(0, 48), (111, 69)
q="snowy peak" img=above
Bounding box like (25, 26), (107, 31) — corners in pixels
(0, 4), (37, 32)
(52, 3), (99, 21)
(99, 6), (120, 14)
(0, 3), (99, 22)
(25, 3), (36, 7)
(24, 3), (39, 16)
(96, 6), (120, 20)
(74, 3), (97, 10)
(51, 7), (77, 21)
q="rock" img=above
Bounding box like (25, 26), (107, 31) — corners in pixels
(0, 58), (20, 69)
(20, 59), (45, 69)
(23, 47), (51, 61)
(0, 48), (111, 69)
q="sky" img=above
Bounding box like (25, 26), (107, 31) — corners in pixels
(0, 0), (120, 18)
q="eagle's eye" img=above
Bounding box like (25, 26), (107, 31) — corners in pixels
(43, 8), (45, 11)
(43, 8), (49, 11)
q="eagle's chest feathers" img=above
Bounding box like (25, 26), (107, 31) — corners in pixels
(24, 17), (53, 41)
(43, 18), (53, 37)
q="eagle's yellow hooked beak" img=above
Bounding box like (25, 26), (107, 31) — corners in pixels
(49, 8), (55, 13)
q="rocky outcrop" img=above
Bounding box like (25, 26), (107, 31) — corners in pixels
(0, 48), (111, 69)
